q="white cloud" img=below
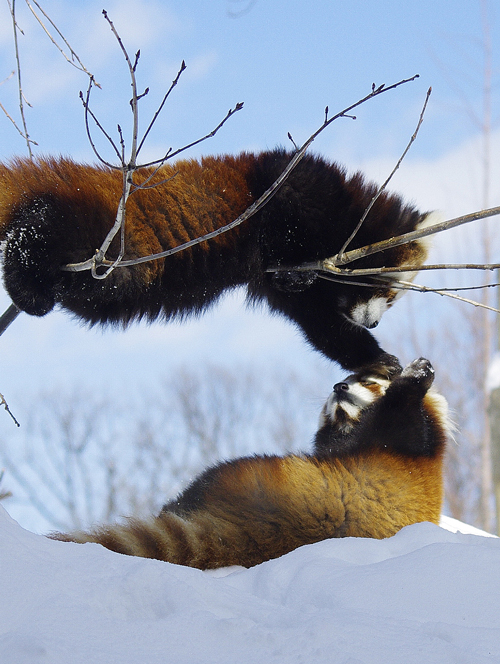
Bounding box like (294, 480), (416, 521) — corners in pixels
(0, 1), (186, 107)
(182, 50), (219, 81)
(78, 0), (183, 63)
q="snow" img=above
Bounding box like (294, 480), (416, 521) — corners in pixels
(0, 506), (499, 663)
(487, 353), (500, 392)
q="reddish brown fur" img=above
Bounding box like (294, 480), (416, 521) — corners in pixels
(51, 443), (444, 569)
(0, 150), (433, 371)
(0, 155), (254, 288)
(51, 361), (448, 569)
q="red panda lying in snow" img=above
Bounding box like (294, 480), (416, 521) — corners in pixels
(0, 150), (436, 373)
(50, 358), (449, 569)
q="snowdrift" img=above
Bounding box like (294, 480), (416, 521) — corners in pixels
(0, 505), (499, 664)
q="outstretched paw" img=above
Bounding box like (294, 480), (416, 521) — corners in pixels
(401, 357), (435, 390)
(356, 353), (403, 380)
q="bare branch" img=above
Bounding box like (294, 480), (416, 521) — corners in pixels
(337, 86), (432, 259)
(80, 81), (122, 168)
(0, 392), (20, 427)
(0, 70), (15, 86)
(269, 261), (500, 278)
(68, 12), (246, 279)
(392, 279), (500, 314)
(0, 98), (39, 146)
(331, 206), (500, 267)
(102, 11), (141, 165)
(0, 303), (21, 337)
(263, 207), (500, 286)
(64, 74), (420, 274)
(316, 270), (500, 313)
(24, 0), (98, 85)
(137, 101), (245, 170)
(8, 0), (35, 158)
(340, 262), (500, 275)
(136, 60), (187, 158)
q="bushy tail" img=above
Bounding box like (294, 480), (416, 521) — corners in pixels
(49, 509), (255, 570)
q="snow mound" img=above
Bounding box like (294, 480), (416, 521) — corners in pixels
(0, 505), (499, 663)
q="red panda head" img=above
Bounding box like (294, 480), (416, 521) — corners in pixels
(318, 371), (391, 435)
(336, 210), (440, 330)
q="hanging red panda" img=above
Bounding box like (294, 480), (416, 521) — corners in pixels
(0, 149), (435, 372)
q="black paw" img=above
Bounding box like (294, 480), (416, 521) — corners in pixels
(356, 353), (403, 379)
(401, 357), (435, 390)
(2, 198), (61, 316)
(271, 270), (318, 292)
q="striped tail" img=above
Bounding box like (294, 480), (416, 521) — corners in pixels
(50, 510), (257, 570)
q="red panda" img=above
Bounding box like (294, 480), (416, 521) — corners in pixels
(0, 150), (435, 372)
(50, 358), (449, 569)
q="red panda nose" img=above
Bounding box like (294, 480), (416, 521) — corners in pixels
(333, 382), (349, 395)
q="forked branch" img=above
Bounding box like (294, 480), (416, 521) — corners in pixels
(336, 86), (432, 259)
(64, 73), (421, 274)
(0, 392), (20, 427)
(72, 10), (244, 278)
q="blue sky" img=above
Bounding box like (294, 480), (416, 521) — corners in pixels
(0, 0), (499, 410)
(0, 0), (497, 162)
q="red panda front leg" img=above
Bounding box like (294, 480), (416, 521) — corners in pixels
(256, 277), (402, 374)
(354, 358), (443, 457)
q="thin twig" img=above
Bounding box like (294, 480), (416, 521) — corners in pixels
(137, 101), (245, 170)
(342, 262), (500, 275)
(8, 0), (34, 158)
(316, 271), (500, 313)
(392, 279), (500, 314)
(75, 12), (245, 279)
(370, 275), (500, 295)
(0, 392), (20, 427)
(136, 60), (187, 158)
(337, 86), (432, 259)
(80, 80), (122, 167)
(0, 98), (38, 145)
(89, 10), (142, 273)
(64, 74), (420, 273)
(0, 70), (15, 86)
(101, 10), (140, 162)
(317, 271), (500, 293)
(24, 0), (98, 84)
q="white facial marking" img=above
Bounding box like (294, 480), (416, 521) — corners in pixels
(349, 296), (389, 329)
(320, 375), (390, 426)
